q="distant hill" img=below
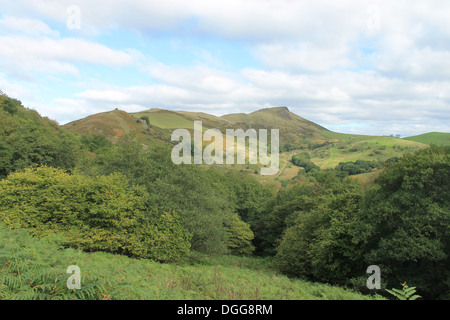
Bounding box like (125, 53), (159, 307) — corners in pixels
(220, 107), (329, 148)
(403, 132), (450, 146)
(63, 105), (431, 185)
(129, 106), (330, 150)
(63, 108), (170, 146)
(64, 106), (335, 154)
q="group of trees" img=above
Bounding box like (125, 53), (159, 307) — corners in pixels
(291, 154), (389, 179)
(290, 153), (320, 173)
(0, 94), (84, 179)
(333, 160), (379, 178)
(0, 94), (265, 260)
(278, 146), (450, 299)
(1, 94), (449, 299)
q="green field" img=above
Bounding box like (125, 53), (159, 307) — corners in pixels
(132, 110), (197, 129)
(403, 132), (450, 146)
(312, 130), (427, 169)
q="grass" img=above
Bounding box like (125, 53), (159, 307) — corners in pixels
(350, 169), (383, 189)
(0, 225), (384, 300)
(312, 131), (427, 169)
(403, 132), (450, 146)
(132, 110), (197, 129)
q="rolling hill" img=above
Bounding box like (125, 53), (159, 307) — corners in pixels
(63, 106), (431, 185)
(403, 132), (450, 146)
(64, 106), (338, 150)
(128, 106), (330, 149)
(63, 108), (170, 146)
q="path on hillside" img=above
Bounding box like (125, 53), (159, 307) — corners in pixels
(275, 151), (293, 178)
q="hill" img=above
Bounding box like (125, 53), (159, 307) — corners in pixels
(63, 108), (170, 146)
(63, 105), (430, 186)
(220, 107), (330, 149)
(1, 94), (448, 300)
(311, 130), (427, 168)
(403, 132), (450, 146)
(66, 106), (332, 149)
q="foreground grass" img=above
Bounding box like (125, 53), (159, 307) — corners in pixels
(0, 226), (383, 300)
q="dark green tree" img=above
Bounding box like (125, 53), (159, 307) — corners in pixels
(356, 145), (450, 299)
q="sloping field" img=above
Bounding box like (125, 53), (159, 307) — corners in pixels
(403, 132), (450, 146)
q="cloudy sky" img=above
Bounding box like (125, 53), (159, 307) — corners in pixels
(1, 0), (449, 137)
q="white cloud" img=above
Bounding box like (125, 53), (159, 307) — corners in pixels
(253, 43), (353, 73)
(0, 35), (135, 77)
(0, 16), (59, 37)
(1, 0), (450, 136)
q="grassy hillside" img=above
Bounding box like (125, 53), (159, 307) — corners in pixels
(221, 107), (330, 149)
(310, 130), (427, 169)
(130, 106), (331, 149)
(2, 94), (448, 300)
(0, 225), (383, 300)
(132, 109), (199, 129)
(403, 132), (450, 146)
(133, 109), (234, 131)
(62, 106), (429, 187)
(232, 130), (427, 187)
(63, 108), (170, 146)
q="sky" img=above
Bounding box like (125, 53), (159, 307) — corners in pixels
(0, 0), (449, 137)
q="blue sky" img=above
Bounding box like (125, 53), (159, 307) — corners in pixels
(0, 0), (449, 137)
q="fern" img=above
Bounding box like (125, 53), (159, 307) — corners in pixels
(0, 225), (118, 300)
(386, 282), (422, 300)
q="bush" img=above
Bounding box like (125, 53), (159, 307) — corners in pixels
(0, 166), (191, 262)
(224, 214), (255, 255)
(0, 95), (85, 179)
(333, 160), (379, 178)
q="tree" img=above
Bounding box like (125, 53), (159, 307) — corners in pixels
(274, 178), (365, 283)
(0, 95), (86, 179)
(224, 214), (255, 255)
(80, 134), (236, 255)
(291, 154), (320, 173)
(356, 145), (450, 299)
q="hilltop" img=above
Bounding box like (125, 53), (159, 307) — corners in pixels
(63, 108), (169, 146)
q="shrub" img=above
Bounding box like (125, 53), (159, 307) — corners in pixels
(224, 215), (255, 255)
(0, 166), (191, 262)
